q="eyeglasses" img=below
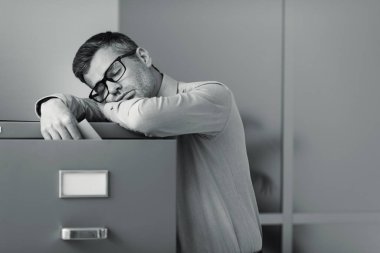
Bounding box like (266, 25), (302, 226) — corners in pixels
(89, 50), (136, 103)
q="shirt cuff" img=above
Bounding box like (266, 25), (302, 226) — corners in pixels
(35, 96), (62, 118)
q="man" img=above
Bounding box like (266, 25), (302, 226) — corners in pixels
(36, 31), (262, 253)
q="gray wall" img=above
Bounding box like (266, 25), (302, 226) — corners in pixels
(292, 0), (380, 213)
(0, 0), (119, 121)
(290, 0), (380, 252)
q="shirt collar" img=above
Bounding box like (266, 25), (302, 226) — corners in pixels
(157, 74), (178, 97)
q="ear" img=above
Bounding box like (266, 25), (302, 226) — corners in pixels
(136, 47), (152, 67)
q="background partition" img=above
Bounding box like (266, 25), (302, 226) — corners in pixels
(290, 0), (380, 252)
(292, 0), (380, 213)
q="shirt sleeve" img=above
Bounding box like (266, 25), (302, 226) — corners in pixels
(103, 83), (232, 137)
(35, 93), (106, 122)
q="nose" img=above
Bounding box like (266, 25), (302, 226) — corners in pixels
(106, 81), (122, 94)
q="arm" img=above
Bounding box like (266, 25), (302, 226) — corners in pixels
(36, 94), (106, 140)
(36, 93), (106, 122)
(101, 83), (232, 137)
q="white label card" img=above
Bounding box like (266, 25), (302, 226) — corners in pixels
(59, 170), (109, 198)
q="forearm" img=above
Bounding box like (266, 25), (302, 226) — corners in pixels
(36, 94), (107, 122)
(102, 84), (232, 137)
(77, 97), (107, 122)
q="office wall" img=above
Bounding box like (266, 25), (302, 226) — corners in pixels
(0, 0), (119, 121)
(290, 0), (380, 252)
(292, 0), (380, 213)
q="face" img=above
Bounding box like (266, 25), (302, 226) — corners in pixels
(84, 46), (157, 103)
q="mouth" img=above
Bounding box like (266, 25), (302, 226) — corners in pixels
(116, 90), (136, 102)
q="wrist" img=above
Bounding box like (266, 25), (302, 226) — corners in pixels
(41, 98), (64, 114)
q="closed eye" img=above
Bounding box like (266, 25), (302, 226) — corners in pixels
(106, 62), (124, 80)
(111, 68), (122, 77)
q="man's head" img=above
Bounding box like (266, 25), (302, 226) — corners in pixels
(73, 31), (161, 103)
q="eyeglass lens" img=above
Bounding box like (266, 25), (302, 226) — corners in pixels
(91, 83), (109, 102)
(106, 61), (125, 82)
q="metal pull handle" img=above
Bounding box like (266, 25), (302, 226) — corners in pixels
(61, 227), (108, 240)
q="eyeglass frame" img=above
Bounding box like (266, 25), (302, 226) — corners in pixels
(88, 50), (136, 103)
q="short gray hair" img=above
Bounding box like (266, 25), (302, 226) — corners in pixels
(72, 31), (138, 83)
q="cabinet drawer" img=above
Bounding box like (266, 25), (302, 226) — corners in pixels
(0, 140), (176, 253)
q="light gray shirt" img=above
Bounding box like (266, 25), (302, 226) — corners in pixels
(36, 74), (262, 253)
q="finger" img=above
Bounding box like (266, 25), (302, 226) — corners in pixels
(49, 129), (62, 140)
(57, 126), (73, 140)
(66, 121), (82, 140)
(41, 130), (52, 140)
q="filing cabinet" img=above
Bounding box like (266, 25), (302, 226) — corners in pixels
(0, 122), (176, 253)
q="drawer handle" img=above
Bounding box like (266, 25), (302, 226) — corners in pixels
(61, 227), (108, 240)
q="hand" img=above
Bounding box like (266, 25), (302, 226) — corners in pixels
(40, 98), (82, 140)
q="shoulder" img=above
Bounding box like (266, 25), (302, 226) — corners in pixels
(179, 80), (232, 96)
(179, 80), (233, 110)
